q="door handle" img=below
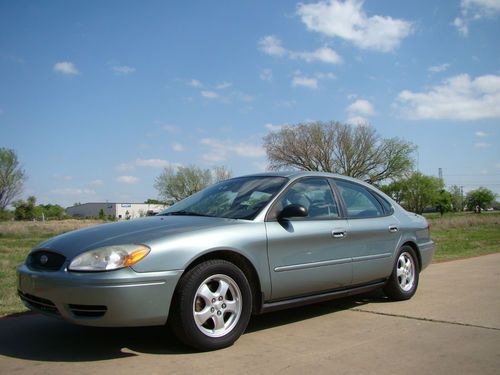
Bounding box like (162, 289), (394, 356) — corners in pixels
(388, 225), (399, 233)
(332, 230), (346, 238)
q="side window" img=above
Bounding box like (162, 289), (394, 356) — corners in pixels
(335, 180), (384, 218)
(270, 178), (340, 220)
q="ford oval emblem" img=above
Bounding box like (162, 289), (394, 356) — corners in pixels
(40, 255), (49, 265)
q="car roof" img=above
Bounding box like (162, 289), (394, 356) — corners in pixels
(238, 170), (343, 180)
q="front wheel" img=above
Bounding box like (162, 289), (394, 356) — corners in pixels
(169, 259), (252, 350)
(383, 246), (420, 300)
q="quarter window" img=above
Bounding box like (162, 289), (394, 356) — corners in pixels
(335, 179), (384, 218)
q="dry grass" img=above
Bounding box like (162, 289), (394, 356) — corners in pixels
(0, 219), (103, 237)
(427, 212), (500, 230)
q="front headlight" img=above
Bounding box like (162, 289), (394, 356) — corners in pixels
(68, 244), (150, 272)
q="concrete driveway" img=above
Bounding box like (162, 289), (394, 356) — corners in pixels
(1, 253), (499, 374)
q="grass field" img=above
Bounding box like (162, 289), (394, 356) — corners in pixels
(0, 213), (499, 316)
(0, 220), (103, 316)
(424, 212), (500, 262)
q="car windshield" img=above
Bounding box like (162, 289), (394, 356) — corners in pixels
(159, 176), (288, 220)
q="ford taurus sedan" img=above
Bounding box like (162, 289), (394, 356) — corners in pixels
(17, 171), (434, 350)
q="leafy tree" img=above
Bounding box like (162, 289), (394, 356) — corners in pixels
(155, 165), (233, 203)
(263, 122), (415, 184)
(381, 172), (443, 214)
(98, 208), (106, 220)
(212, 166), (232, 183)
(144, 198), (164, 204)
(13, 196), (37, 220)
(0, 148), (26, 209)
(465, 187), (496, 211)
(448, 185), (465, 212)
(402, 173), (444, 214)
(380, 180), (406, 204)
(0, 208), (13, 221)
(435, 189), (453, 216)
(39, 204), (65, 219)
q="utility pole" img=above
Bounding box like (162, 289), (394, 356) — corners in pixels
(438, 168), (443, 181)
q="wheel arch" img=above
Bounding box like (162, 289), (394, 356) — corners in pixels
(401, 241), (422, 271)
(180, 250), (263, 314)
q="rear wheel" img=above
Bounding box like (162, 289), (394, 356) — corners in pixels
(169, 259), (252, 350)
(383, 246), (419, 300)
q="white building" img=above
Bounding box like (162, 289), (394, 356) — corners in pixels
(66, 202), (168, 220)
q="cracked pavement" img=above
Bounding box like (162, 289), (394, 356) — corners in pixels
(1, 253), (499, 374)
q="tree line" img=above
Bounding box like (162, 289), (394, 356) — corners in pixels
(1, 122), (498, 220)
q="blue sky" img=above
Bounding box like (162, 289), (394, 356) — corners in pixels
(1, 0), (499, 207)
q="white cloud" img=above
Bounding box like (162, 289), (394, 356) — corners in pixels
(346, 98), (374, 125)
(116, 158), (172, 171)
(396, 73), (500, 120)
(290, 47), (342, 64)
(89, 179), (103, 186)
(428, 63), (450, 73)
(135, 158), (171, 168)
(116, 163), (135, 171)
(315, 72), (336, 80)
(112, 65), (136, 75)
(235, 92), (254, 102)
(453, 0), (500, 36)
(475, 131), (488, 137)
(297, 0), (412, 52)
(188, 79), (202, 87)
(201, 90), (219, 99)
(201, 138), (265, 162)
(50, 188), (96, 195)
(260, 68), (273, 81)
(215, 81), (232, 90)
(52, 174), (73, 181)
(475, 142), (490, 148)
(452, 17), (469, 36)
(172, 143), (185, 152)
(292, 75), (318, 89)
(258, 35), (286, 56)
(347, 99), (375, 116)
(346, 115), (370, 125)
(116, 175), (140, 184)
(259, 35), (342, 65)
(160, 124), (179, 133)
(53, 61), (79, 75)
(265, 123), (288, 131)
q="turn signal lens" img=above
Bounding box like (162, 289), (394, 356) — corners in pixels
(124, 247), (150, 267)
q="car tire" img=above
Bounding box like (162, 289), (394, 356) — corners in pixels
(383, 246), (420, 301)
(169, 259), (252, 351)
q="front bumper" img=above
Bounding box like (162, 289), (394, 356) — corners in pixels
(17, 264), (183, 327)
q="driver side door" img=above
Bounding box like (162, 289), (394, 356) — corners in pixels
(265, 178), (352, 300)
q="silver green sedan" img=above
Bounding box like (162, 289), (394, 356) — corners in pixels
(17, 172), (434, 350)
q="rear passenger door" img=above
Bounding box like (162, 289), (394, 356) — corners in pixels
(334, 179), (401, 285)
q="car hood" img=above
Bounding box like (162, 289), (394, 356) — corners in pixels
(34, 216), (238, 259)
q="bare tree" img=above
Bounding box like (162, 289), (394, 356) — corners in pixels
(263, 122), (415, 184)
(0, 148), (26, 209)
(155, 165), (232, 203)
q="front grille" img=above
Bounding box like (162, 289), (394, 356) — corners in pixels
(18, 291), (60, 315)
(28, 250), (66, 271)
(68, 304), (107, 318)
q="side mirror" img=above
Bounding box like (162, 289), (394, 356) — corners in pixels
(278, 204), (308, 220)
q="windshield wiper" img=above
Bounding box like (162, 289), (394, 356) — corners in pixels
(160, 210), (214, 217)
